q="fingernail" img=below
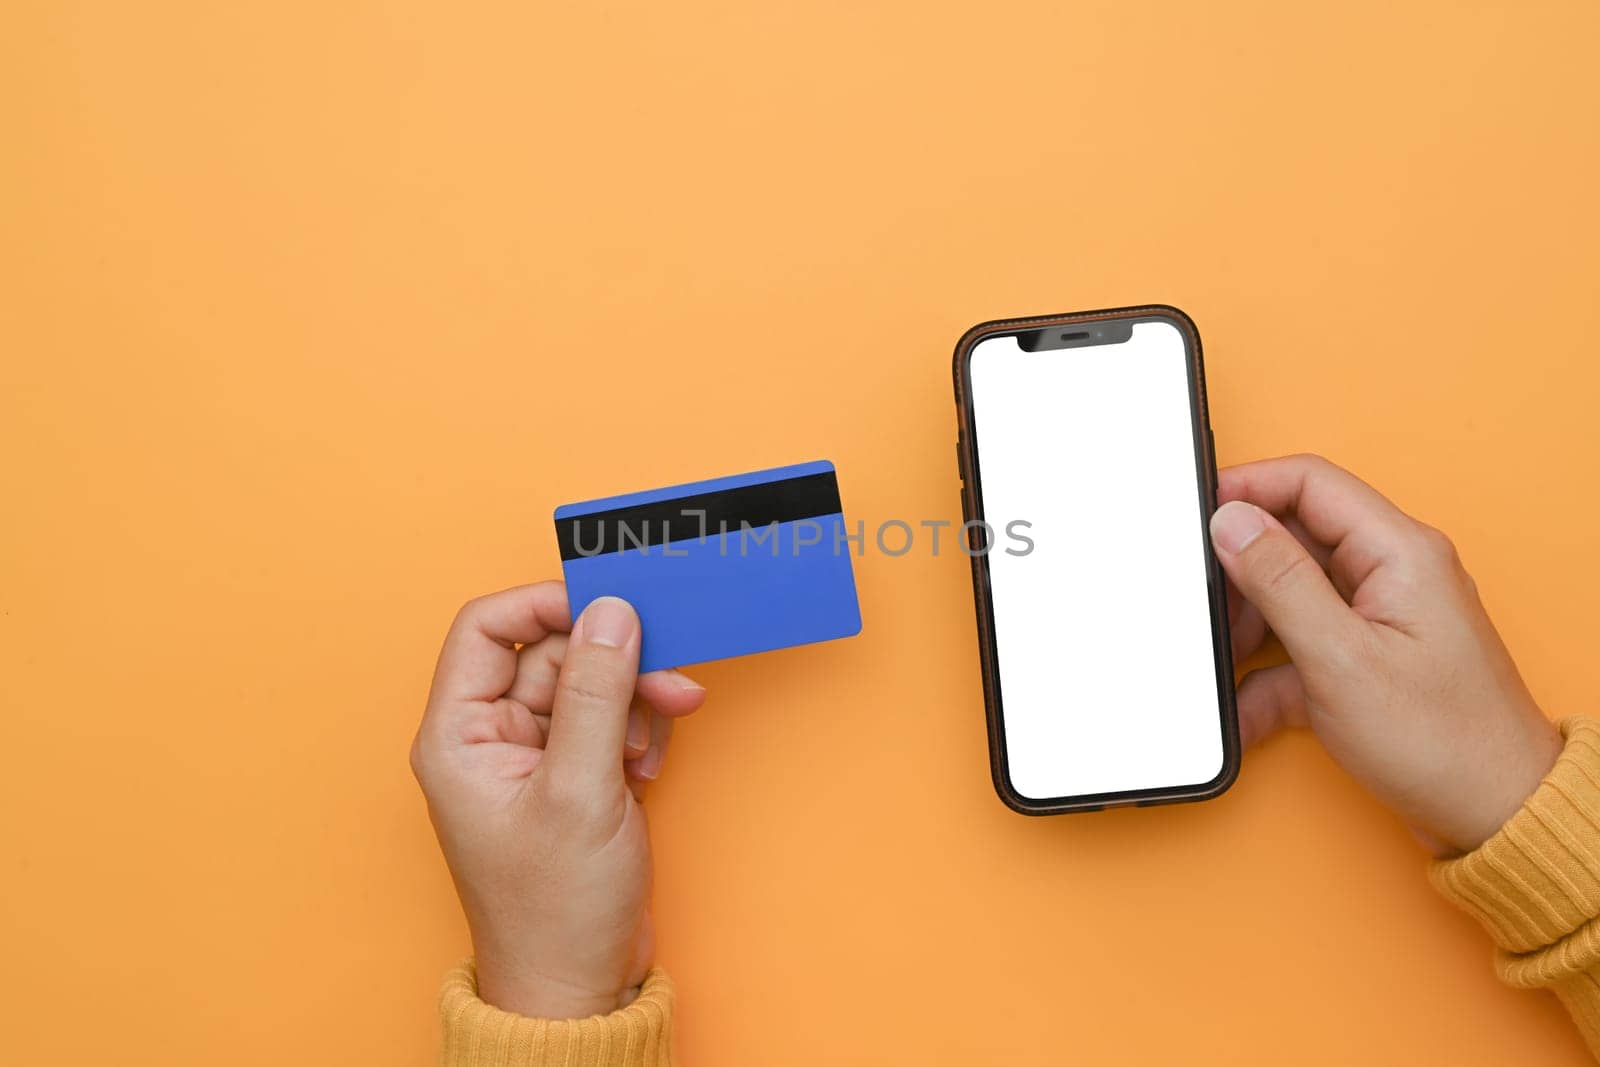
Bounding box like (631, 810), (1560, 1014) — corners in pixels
(1211, 501), (1266, 554)
(637, 745), (663, 781)
(578, 596), (636, 648)
(625, 706), (649, 755)
(671, 672), (705, 694)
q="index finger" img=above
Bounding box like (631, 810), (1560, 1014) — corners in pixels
(430, 582), (573, 704)
(1217, 454), (1416, 557)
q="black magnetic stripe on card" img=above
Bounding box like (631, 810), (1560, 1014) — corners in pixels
(556, 471), (843, 561)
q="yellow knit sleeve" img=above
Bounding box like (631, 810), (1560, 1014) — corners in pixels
(1432, 716), (1600, 1056)
(437, 960), (674, 1066)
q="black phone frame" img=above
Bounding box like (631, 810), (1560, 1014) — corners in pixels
(952, 304), (1240, 815)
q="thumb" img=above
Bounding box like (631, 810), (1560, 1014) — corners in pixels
(1209, 500), (1359, 674)
(544, 596), (641, 784)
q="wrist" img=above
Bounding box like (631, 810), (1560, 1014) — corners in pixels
(1430, 717), (1600, 954)
(473, 956), (625, 1020)
(1435, 716), (1563, 857)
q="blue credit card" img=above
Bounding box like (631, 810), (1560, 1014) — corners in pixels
(555, 460), (863, 672)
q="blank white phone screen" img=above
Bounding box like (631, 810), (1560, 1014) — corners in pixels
(968, 321), (1224, 800)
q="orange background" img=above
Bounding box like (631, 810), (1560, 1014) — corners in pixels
(4, 2), (1599, 1063)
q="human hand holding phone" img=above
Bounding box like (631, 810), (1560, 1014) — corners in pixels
(1212, 454), (1563, 856)
(411, 584), (706, 1018)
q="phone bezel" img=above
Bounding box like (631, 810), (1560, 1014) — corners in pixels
(952, 304), (1240, 815)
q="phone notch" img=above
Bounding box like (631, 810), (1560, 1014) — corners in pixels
(1015, 321), (1135, 352)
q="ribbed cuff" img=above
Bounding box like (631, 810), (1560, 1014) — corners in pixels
(1431, 717), (1600, 956)
(439, 960), (674, 1066)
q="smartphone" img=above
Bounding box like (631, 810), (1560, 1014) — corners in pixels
(952, 305), (1238, 814)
